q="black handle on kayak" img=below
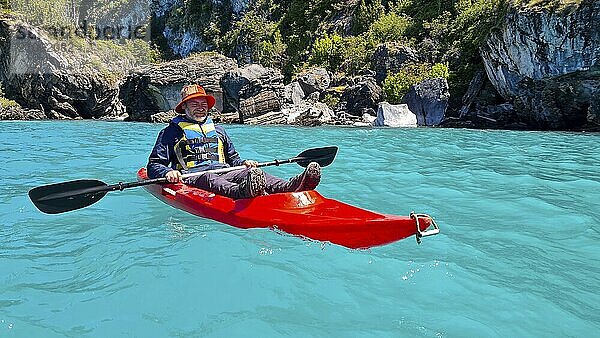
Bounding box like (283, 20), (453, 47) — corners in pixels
(29, 146), (338, 214)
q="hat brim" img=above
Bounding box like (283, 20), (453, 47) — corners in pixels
(175, 93), (216, 113)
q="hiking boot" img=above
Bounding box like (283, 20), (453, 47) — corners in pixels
(239, 168), (266, 198)
(291, 162), (321, 192)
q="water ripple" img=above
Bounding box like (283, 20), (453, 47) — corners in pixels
(1, 122), (599, 336)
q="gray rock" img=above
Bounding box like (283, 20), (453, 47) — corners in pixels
(0, 102), (45, 120)
(0, 17), (127, 120)
(120, 53), (237, 121)
(82, 0), (150, 42)
(480, 3), (600, 129)
(485, 103), (515, 121)
(221, 63), (284, 123)
(340, 76), (383, 116)
(403, 78), (449, 126)
(361, 112), (377, 125)
(512, 68), (600, 129)
(283, 81), (305, 105)
(374, 102), (417, 128)
(163, 28), (208, 57)
(459, 70), (486, 118)
(284, 101), (334, 126)
(296, 67), (331, 96)
(149, 110), (178, 123)
(305, 91), (320, 102)
(244, 110), (287, 125)
(371, 43), (419, 84)
(238, 90), (282, 123)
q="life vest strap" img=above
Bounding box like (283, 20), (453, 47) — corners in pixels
(184, 153), (220, 162)
(188, 145), (218, 154)
(181, 137), (219, 145)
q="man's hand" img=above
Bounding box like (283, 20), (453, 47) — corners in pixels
(165, 170), (182, 183)
(243, 160), (259, 168)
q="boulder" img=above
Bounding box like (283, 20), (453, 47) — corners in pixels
(220, 63), (284, 123)
(296, 67), (331, 96)
(119, 53), (237, 121)
(374, 102), (417, 128)
(284, 101), (334, 126)
(352, 112), (377, 127)
(283, 81), (305, 105)
(340, 76), (383, 116)
(403, 78), (449, 126)
(0, 101), (45, 120)
(243, 110), (287, 125)
(362, 112), (377, 125)
(238, 90), (282, 124)
(149, 110), (178, 123)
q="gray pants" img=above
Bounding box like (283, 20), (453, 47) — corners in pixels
(185, 168), (298, 199)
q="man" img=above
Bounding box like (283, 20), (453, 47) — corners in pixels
(147, 84), (321, 199)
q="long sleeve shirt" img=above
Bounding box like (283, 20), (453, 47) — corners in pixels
(147, 122), (245, 179)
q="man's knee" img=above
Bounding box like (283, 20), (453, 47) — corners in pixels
(186, 172), (216, 187)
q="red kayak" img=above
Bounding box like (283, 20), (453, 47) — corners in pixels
(138, 168), (439, 249)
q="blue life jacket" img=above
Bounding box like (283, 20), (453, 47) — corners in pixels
(172, 116), (226, 170)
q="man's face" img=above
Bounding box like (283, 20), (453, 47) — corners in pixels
(184, 97), (209, 123)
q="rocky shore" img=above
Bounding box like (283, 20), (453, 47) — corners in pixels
(1, 1), (599, 131)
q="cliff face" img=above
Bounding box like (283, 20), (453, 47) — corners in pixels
(0, 16), (126, 119)
(153, 0), (248, 58)
(480, 2), (600, 130)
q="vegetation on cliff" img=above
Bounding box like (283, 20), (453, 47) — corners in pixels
(0, 0), (588, 111)
(3, 0), (161, 77)
(210, 0), (509, 106)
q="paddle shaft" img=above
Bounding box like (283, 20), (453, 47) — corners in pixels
(134, 155), (315, 188)
(40, 156), (322, 200)
(29, 146), (338, 214)
(40, 165), (266, 201)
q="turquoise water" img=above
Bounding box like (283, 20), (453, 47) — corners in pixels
(1, 121), (599, 337)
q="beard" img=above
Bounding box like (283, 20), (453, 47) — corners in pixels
(185, 109), (209, 124)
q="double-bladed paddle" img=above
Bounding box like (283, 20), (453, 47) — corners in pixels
(28, 146), (338, 215)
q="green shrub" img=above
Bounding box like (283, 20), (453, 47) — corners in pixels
(430, 62), (449, 79)
(0, 97), (20, 108)
(383, 62), (449, 103)
(383, 69), (418, 104)
(221, 7), (287, 68)
(310, 33), (345, 70)
(340, 35), (375, 74)
(10, 0), (73, 27)
(352, 0), (384, 34)
(368, 12), (410, 43)
(256, 29), (287, 67)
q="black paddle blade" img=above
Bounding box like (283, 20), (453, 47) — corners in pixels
(29, 179), (109, 214)
(295, 146), (338, 167)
